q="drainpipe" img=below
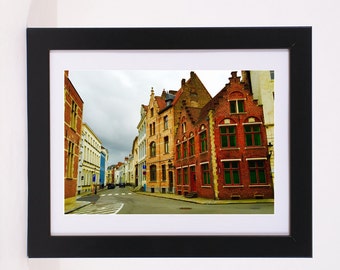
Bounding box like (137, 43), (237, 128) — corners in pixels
(208, 110), (219, 200)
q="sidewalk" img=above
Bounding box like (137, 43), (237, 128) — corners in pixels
(135, 191), (274, 205)
(64, 189), (105, 214)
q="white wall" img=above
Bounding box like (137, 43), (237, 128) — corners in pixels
(1, 0), (339, 269)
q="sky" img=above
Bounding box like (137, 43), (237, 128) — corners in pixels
(69, 70), (239, 165)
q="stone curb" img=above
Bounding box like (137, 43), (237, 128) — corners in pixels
(135, 191), (274, 205)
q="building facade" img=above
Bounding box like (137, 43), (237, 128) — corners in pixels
(174, 72), (274, 200)
(247, 71), (275, 180)
(64, 71), (84, 206)
(144, 72), (212, 194)
(100, 147), (109, 188)
(137, 105), (148, 190)
(78, 123), (102, 194)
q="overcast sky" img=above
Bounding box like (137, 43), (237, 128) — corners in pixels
(69, 70), (239, 165)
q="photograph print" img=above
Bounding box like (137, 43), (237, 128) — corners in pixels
(64, 70), (275, 215)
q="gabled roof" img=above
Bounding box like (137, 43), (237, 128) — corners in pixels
(155, 96), (166, 111)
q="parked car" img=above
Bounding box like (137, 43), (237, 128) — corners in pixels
(107, 183), (115, 189)
(119, 183), (126, 188)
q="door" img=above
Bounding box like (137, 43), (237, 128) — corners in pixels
(190, 166), (196, 192)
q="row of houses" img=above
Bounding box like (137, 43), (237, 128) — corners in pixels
(64, 71), (109, 207)
(122, 70), (275, 200)
(65, 70), (275, 205)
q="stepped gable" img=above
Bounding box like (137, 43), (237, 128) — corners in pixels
(172, 71), (212, 107)
(196, 71), (250, 123)
(181, 100), (201, 124)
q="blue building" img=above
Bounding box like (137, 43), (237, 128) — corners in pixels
(99, 147), (108, 188)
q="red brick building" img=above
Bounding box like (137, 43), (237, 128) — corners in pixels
(174, 72), (274, 200)
(64, 71), (84, 205)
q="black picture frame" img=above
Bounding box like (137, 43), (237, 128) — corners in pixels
(27, 27), (312, 258)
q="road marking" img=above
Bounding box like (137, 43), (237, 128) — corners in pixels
(113, 203), (124, 214)
(108, 194), (112, 196)
(121, 193), (125, 195)
(128, 193), (132, 195)
(100, 194), (106, 197)
(115, 193), (119, 195)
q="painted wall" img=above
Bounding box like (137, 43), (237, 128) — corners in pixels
(0, 0), (338, 269)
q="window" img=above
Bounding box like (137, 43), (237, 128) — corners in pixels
(244, 124), (262, 146)
(164, 136), (169, 154)
(150, 165), (157, 181)
(189, 137), (195, 156)
(201, 163), (210, 185)
(182, 122), (186, 133)
(230, 100), (245, 114)
(200, 131), (208, 152)
(176, 144), (181, 159)
(162, 164), (166, 181)
(177, 169), (182, 185)
(183, 167), (188, 185)
(249, 160), (266, 184)
(66, 142), (75, 178)
(223, 161), (240, 185)
(220, 126), (236, 147)
(183, 141), (188, 158)
(164, 115), (168, 130)
(149, 122), (156, 136)
(270, 70), (274, 80)
(150, 141), (156, 157)
(150, 108), (154, 117)
(71, 100), (77, 129)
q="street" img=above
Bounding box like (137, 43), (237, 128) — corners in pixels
(69, 187), (274, 215)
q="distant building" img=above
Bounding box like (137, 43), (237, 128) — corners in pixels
(100, 147), (109, 188)
(64, 71), (84, 206)
(106, 164), (115, 184)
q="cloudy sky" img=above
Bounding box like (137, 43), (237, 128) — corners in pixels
(68, 70), (239, 165)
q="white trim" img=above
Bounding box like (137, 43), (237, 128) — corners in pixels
(218, 123), (238, 127)
(246, 157), (267, 161)
(182, 165), (188, 168)
(221, 158), (242, 162)
(189, 164), (196, 167)
(242, 122), (263, 125)
(200, 161), (209, 165)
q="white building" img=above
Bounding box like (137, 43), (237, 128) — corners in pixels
(77, 123), (102, 194)
(137, 105), (147, 190)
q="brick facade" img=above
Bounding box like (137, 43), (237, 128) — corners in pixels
(64, 71), (83, 204)
(174, 72), (274, 200)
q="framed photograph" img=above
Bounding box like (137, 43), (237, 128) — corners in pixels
(27, 27), (312, 257)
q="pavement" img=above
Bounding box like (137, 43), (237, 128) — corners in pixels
(65, 187), (274, 214)
(135, 190), (274, 205)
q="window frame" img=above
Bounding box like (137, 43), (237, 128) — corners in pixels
(230, 99), (245, 114)
(219, 124), (237, 148)
(244, 123), (262, 146)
